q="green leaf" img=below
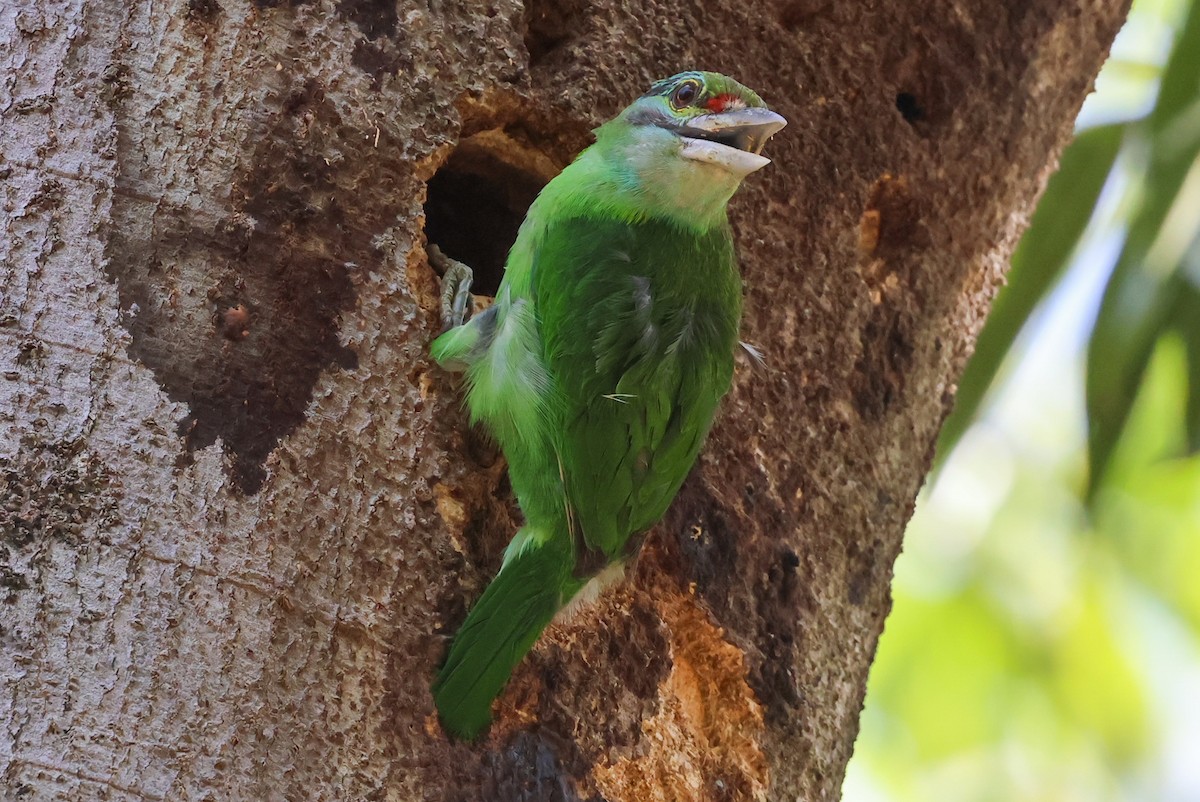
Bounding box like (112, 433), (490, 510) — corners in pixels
(1150, 1), (1200, 137)
(1085, 264), (1178, 502)
(1086, 0), (1200, 498)
(936, 124), (1125, 466)
(1050, 581), (1149, 764)
(1102, 58), (1166, 87)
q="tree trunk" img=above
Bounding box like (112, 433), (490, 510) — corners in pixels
(0, 1), (1127, 799)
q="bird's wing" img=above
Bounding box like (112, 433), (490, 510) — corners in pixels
(534, 215), (739, 562)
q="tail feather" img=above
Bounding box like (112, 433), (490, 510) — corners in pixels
(433, 533), (576, 740)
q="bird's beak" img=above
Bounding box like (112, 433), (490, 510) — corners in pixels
(677, 107), (788, 177)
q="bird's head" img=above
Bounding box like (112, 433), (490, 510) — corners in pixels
(593, 71), (787, 225)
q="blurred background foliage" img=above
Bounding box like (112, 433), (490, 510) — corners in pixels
(844, 0), (1200, 798)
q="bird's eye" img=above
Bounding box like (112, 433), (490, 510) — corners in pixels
(670, 80), (700, 109)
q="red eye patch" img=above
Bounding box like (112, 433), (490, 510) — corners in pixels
(705, 93), (742, 112)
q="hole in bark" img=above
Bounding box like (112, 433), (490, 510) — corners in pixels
(895, 92), (923, 123)
(423, 131), (552, 297)
(781, 548), (800, 571)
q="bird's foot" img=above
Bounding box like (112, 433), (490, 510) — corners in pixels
(430, 244), (474, 330)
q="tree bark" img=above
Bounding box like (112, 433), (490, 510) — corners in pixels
(0, 0), (1127, 800)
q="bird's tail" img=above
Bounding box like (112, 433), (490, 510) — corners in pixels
(433, 530), (579, 740)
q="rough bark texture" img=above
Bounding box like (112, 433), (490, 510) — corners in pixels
(1, 0), (1127, 800)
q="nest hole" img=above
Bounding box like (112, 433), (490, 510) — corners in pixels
(895, 92), (924, 124)
(423, 132), (551, 297)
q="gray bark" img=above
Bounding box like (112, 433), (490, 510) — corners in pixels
(1, 0), (1128, 799)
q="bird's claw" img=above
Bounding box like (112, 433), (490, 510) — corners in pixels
(430, 244), (474, 331)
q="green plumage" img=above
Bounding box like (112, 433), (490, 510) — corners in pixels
(430, 71), (784, 739)
(432, 529), (580, 740)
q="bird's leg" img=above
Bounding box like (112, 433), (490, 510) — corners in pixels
(429, 244), (474, 330)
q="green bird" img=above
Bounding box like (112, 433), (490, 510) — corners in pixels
(429, 70), (786, 740)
